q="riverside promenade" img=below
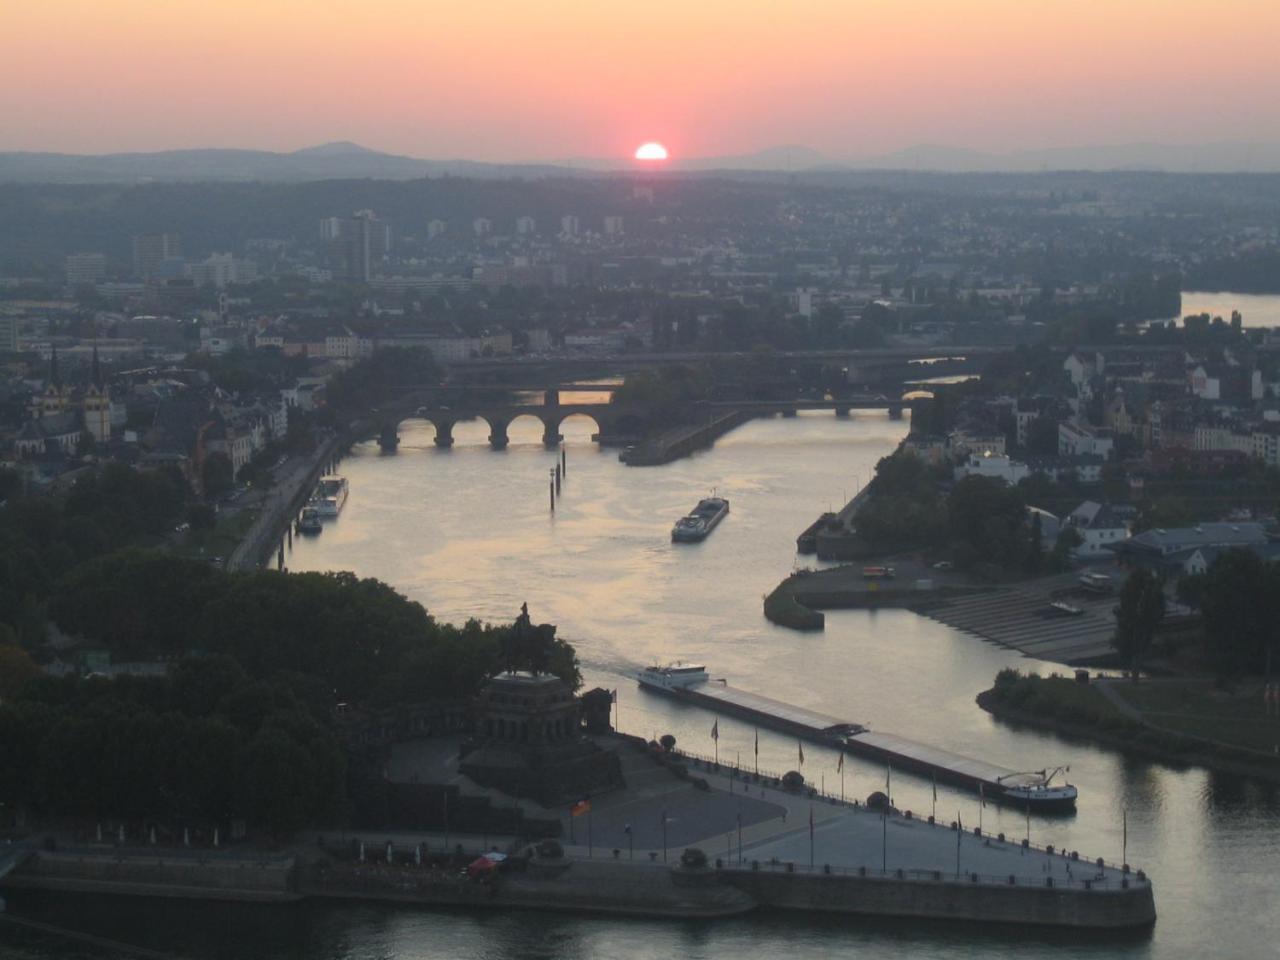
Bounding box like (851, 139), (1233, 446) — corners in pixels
(0, 748), (1154, 931)
(227, 432), (342, 572)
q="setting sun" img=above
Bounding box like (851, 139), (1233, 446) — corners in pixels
(634, 141), (669, 161)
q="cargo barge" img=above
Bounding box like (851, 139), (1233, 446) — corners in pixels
(671, 496), (730, 543)
(637, 663), (1076, 812)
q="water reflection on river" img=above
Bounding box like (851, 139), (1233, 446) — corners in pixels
(7, 412), (1279, 960)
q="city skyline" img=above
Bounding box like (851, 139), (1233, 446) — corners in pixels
(3, 0), (1278, 162)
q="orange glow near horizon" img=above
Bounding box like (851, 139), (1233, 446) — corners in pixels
(634, 142), (669, 162)
(1, 1), (1278, 159)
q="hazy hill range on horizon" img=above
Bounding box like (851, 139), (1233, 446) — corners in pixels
(4, 140), (1280, 183)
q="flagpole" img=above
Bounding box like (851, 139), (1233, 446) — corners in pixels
(979, 783), (984, 833)
(956, 811), (962, 878)
(931, 771), (937, 822)
(1123, 806), (1128, 868)
(754, 728), (759, 776)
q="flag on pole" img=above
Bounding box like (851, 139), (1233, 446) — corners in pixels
(979, 782), (986, 808)
(711, 719), (719, 741)
(798, 740), (805, 766)
(932, 771), (937, 803)
(754, 728), (759, 756)
(837, 751), (844, 773)
(886, 764), (892, 800)
(570, 798), (591, 818)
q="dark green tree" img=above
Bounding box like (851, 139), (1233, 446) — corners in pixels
(1113, 569), (1166, 679)
(1199, 549), (1280, 677)
(202, 453), (234, 499)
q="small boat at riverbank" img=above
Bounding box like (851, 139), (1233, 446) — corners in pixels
(672, 496), (729, 542)
(314, 475), (348, 516)
(297, 505), (323, 535)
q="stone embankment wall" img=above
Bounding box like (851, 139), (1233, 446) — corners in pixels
(722, 866), (1156, 929)
(5, 852), (299, 902)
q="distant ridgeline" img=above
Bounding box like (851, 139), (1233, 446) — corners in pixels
(0, 548), (580, 836)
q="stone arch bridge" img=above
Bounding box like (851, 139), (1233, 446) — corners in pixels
(379, 389), (922, 450)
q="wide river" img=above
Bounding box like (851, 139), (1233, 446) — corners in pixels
(6, 410), (1280, 959)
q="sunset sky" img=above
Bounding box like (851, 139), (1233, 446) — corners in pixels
(2, 0), (1277, 160)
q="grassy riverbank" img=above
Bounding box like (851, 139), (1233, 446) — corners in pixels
(978, 669), (1280, 782)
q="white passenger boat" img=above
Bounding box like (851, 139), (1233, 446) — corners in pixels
(314, 475), (348, 516)
(637, 662), (710, 690)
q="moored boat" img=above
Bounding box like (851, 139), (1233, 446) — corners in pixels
(314, 475), (349, 516)
(297, 505), (323, 534)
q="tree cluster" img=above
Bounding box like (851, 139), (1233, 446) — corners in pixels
(856, 454), (1040, 574)
(50, 551), (581, 705)
(1179, 548), (1280, 677)
(854, 450), (947, 549)
(0, 656), (343, 836)
(0, 463), (188, 646)
(324, 348), (442, 419)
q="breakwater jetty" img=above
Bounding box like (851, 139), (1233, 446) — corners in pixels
(641, 675), (1075, 811)
(621, 410), (753, 466)
(766, 566), (1120, 665)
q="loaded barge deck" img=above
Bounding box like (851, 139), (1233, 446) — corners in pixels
(637, 664), (1075, 812)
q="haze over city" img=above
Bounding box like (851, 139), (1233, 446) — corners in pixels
(3, 0), (1279, 166)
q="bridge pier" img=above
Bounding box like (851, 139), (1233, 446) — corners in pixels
(888, 404), (903, 420)
(433, 420), (456, 447)
(378, 421), (399, 452)
(488, 418), (510, 450)
(542, 421), (563, 447)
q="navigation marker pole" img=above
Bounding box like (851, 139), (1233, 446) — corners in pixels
(956, 811), (962, 879)
(1123, 806), (1128, 868)
(549, 470), (555, 512)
